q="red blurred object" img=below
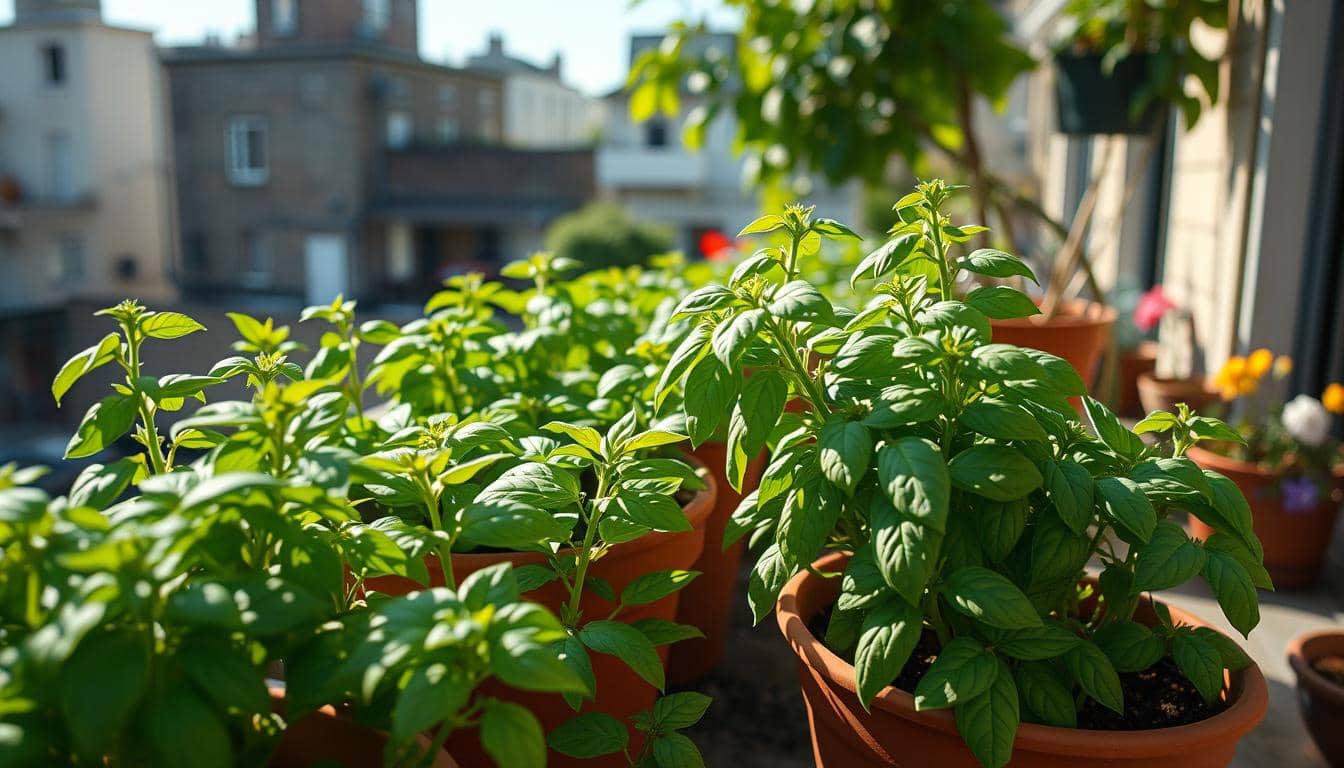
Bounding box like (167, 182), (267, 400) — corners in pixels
(700, 230), (736, 261)
(1133, 285), (1177, 332)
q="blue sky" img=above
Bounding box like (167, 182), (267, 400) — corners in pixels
(0, 0), (740, 95)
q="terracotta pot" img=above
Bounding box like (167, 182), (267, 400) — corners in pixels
(364, 473), (716, 768)
(269, 687), (458, 768)
(990, 300), (1116, 393)
(667, 441), (767, 685)
(776, 551), (1268, 767)
(1287, 629), (1344, 765)
(1187, 447), (1344, 589)
(1136, 373), (1219, 417)
(1117, 341), (1159, 417)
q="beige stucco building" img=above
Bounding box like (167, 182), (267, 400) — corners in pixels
(0, 0), (177, 310)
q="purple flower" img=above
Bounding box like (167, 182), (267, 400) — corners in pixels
(1281, 476), (1320, 513)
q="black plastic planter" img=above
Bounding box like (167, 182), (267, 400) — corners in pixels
(1055, 52), (1160, 135)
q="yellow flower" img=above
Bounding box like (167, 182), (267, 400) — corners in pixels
(1215, 357), (1245, 391)
(1324, 383), (1344, 415)
(1274, 356), (1293, 378)
(1247, 348), (1274, 378)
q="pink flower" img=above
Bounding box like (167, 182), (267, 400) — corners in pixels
(1133, 285), (1177, 333)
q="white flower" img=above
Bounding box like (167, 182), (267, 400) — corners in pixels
(1282, 395), (1332, 447)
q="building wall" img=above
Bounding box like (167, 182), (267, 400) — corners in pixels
(502, 72), (597, 149)
(254, 0), (417, 55)
(0, 20), (175, 309)
(165, 50), (502, 298)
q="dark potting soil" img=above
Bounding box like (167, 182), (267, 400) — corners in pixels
(1311, 655), (1344, 688)
(808, 606), (1224, 731)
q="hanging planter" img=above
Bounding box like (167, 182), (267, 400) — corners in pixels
(1054, 53), (1161, 136)
(778, 553), (1268, 768)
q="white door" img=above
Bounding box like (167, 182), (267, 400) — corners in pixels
(304, 234), (348, 306)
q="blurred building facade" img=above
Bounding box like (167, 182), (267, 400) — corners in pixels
(164, 0), (594, 306)
(465, 32), (599, 149)
(596, 32), (861, 257)
(0, 0), (177, 424)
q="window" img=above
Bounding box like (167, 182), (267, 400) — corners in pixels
(271, 0), (297, 36)
(479, 117), (498, 143)
(362, 0), (390, 33)
(645, 119), (669, 148)
(46, 132), (73, 199)
(386, 111), (412, 148)
(241, 232), (273, 289)
(226, 116), (269, 186)
(41, 43), (65, 85)
(53, 235), (85, 283)
(438, 84), (456, 107)
(479, 89), (496, 112)
(437, 117), (460, 144)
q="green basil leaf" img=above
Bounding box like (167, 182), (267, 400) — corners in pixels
(579, 620), (665, 692)
(481, 699), (545, 768)
(877, 437), (950, 532)
(942, 566), (1042, 630)
(914, 637), (998, 710)
(1172, 631), (1225, 705)
(953, 657), (1019, 768)
(1065, 641), (1124, 714)
(854, 595), (923, 706)
(1093, 621), (1165, 673)
(957, 247), (1038, 282)
(547, 712), (628, 758)
(818, 420), (871, 495)
(948, 444), (1043, 502)
(1096, 476), (1156, 543)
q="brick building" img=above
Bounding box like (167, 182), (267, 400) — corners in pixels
(164, 0), (594, 306)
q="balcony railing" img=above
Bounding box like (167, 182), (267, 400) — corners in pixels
(596, 146), (706, 190)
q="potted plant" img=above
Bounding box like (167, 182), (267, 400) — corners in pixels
(1053, 0), (1226, 135)
(363, 254), (761, 688)
(661, 182), (1268, 767)
(1132, 286), (1219, 416)
(1287, 629), (1344, 765)
(302, 288), (714, 768)
(18, 301), (610, 767)
(1186, 354), (1344, 587)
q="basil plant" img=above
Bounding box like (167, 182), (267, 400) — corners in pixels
(4, 304), (588, 768)
(659, 181), (1267, 768)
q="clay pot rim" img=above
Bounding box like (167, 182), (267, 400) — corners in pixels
(1287, 630), (1344, 709)
(268, 686), (460, 768)
(776, 551), (1269, 758)
(1187, 445), (1344, 482)
(1136, 372), (1216, 391)
(989, 299), (1118, 330)
(444, 453), (718, 568)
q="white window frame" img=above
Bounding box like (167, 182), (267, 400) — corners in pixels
(226, 115), (269, 187)
(271, 0), (298, 37)
(386, 111), (413, 149)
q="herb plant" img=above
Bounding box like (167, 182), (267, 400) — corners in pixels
(660, 181), (1268, 767)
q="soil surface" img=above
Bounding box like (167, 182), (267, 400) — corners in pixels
(1078, 657), (1224, 730)
(806, 603), (1223, 731)
(1311, 655), (1344, 688)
